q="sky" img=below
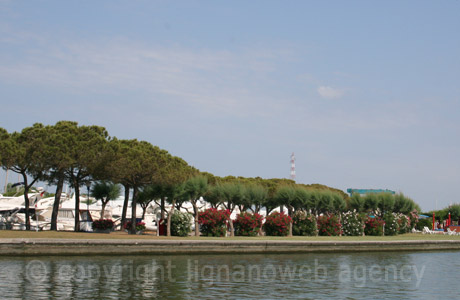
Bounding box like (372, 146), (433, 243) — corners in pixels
(1, 0), (459, 211)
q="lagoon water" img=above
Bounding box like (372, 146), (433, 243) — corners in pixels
(0, 251), (459, 299)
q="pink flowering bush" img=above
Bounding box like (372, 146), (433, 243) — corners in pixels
(198, 208), (230, 237)
(317, 214), (342, 236)
(233, 212), (264, 236)
(264, 212), (291, 236)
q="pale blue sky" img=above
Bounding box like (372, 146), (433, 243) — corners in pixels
(1, 0), (459, 211)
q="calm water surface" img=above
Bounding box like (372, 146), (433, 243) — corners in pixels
(0, 251), (458, 299)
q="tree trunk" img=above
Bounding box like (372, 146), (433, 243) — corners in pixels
(160, 197), (166, 220)
(130, 186), (138, 234)
(121, 184), (129, 230)
(50, 175), (64, 231)
(101, 201), (107, 219)
(141, 206), (147, 220)
(74, 179), (80, 232)
(192, 202), (199, 236)
(166, 199), (176, 237)
(22, 172), (31, 230)
(288, 207), (293, 237)
(229, 215), (234, 237)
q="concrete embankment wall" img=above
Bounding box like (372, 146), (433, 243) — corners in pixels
(1, 239), (460, 256)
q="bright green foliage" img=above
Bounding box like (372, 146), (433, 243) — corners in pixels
(182, 176), (208, 236)
(244, 184), (268, 213)
(349, 193), (365, 212)
(233, 212), (263, 236)
(170, 211), (193, 237)
(292, 211), (317, 236)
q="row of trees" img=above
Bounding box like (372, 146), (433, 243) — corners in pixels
(0, 121), (420, 236)
(130, 175), (419, 237)
(0, 122), (197, 233)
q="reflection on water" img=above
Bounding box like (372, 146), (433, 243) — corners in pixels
(0, 251), (459, 299)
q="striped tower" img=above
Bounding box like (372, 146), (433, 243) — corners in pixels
(290, 152), (296, 181)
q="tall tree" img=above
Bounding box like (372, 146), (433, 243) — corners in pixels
(106, 139), (177, 234)
(0, 124), (48, 230)
(43, 121), (110, 231)
(182, 176), (208, 236)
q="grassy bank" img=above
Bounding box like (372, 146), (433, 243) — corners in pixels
(1, 230), (460, 241)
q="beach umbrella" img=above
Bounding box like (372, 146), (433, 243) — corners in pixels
(448, 213), (451, 227)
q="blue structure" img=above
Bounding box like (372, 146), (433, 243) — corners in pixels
(347, 188), (395, 196)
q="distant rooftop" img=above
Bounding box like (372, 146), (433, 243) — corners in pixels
(347, 189), (396, 196)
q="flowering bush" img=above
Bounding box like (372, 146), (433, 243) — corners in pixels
(341, 211), (365, 236)
(292, 211), (317, 236)
(233, 212), (264, 236)
(198, 208), (230, 237)
(383, 212), (398, 236)
(396, 213), (410, 234)
(408, 210), (419, 230)
(124, 221), (146, 231)
(92, 219), (114, 231)
(317, 214), (342, 236)
(264, 212), (291, 236)
(364, 216), (384, 236)
(171, 211), (193, 237)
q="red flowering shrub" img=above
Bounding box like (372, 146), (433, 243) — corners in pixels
(364, 216), (384, 236)
(317, 214), (342, 236)
(124, 221), (146, 231)
(264, 212), (291, 236)
(198, 208), (230, 237)
(233, 212), (264, 236)
(92, 219), (114, 230)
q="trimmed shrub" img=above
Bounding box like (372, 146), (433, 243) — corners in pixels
(292, 211), (317, 236)
(92, 219), (114, 231)
(233, 212), (264, 236)
(396, 213), (410, 234)
(171, 211), (193, 237)
(383, 212), (398, 236)
(364, 216), (384, 236)
(341, 211), (365, 236)
(124, 221), (146, 231)
(198, 208), (230, 237)
(317, 214), (342, 236)
(264, 212), (291, 236)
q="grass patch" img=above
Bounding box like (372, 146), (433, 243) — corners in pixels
(1, 230), (460, 241)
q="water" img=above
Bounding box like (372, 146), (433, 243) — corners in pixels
(0, 251), (459, 299)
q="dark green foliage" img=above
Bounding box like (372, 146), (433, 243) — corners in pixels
(292, 211), (317, 236)
(383, 212), (398, 236)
